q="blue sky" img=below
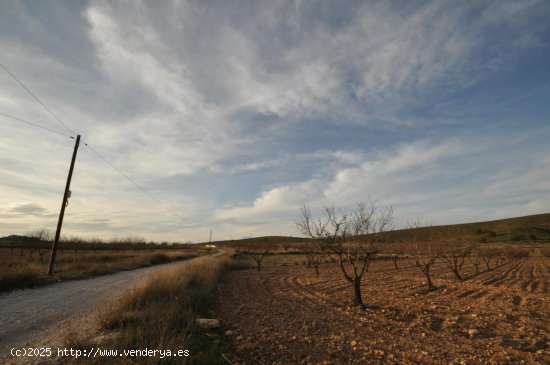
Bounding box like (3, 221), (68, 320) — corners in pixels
(1, 0), (549, 242)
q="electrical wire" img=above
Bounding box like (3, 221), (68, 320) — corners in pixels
(0, 62), (76, 136)
(0, 112), (73, 139)
(83, 142), (160, 203)
(0, 62), (187, 224)
(82, 142), (187, 221)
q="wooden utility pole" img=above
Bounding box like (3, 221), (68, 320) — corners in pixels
(47, 135), (80, 275)
(209, 229), (212, 243)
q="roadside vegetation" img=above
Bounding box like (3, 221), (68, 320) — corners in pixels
(63, 255), (237, 365)
(0, 232), (204, 293)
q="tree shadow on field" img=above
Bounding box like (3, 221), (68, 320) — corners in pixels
(412, 285), (443, 296)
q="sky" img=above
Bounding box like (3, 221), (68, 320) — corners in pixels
(1, 0), (549, 243)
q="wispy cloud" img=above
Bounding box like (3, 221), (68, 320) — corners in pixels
(8, 203), (51, 216)
(1, 0), (549, 240)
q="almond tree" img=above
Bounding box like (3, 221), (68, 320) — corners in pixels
(297, 201), (393, 307)
(409, 220), (438, 289)
(479, 247), (499, 271)
(472, 253), (482, 275)
(440, 245), (471, 281)
(303, 242), (324, 277)
(239, 238), (273, 271)
(28, 229), (53, 260)
(391, 254), (400, 269)
(28, 228), (53, 241)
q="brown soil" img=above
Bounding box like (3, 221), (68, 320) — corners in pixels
(217, 255), (550, 364)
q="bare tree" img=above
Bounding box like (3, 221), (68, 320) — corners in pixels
(28, 229), (53, 242)
(503, 246), (529, 261)
(496, 251), (513, 267)
(390, 254), (400, 269)
(28, 229), (53, 260)
(472, 253), (482, 275)
(440, 245), (471, 281)
(386, 246), (403, 269)
(409, 220), (438, 289)
(37, 248), (48, 260)
(297, 201), (393, 307)
(479, 247), (498, 271)
(239, 238), (273, 271)
(303, 242), (324, 277)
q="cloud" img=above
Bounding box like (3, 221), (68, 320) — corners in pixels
(1, 0), (549, 240)
(9, 203), (49, 215)
(211, 125), (550, 235)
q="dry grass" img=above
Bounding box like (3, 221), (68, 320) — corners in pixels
(63, 255), (231, 364)
(0, 248), (201, 292)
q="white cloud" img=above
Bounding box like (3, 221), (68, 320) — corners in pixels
(212, 128), (550, 235)
(1, 0), (549, 240)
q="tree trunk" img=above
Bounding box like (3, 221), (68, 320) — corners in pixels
(256, 261), (261, 271)
(315, 265), (319, 277)
(425, 269), (433, 288)
(353, 277), (363, 306)
(452, 270), (462, 281)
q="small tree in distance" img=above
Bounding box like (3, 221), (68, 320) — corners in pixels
(409, 220), (438, 289)
(302, 242), (324, 277)
(479, 248), (496, 271)
(440, 244), (471, 281)
(28, 229), (53, 242)
(239, 238), (273, 271)
(390, 254), (400, 269)
(297, 200), (393, 307)
(28, 229), (53, 260)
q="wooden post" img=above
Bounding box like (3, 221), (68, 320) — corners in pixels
(47, 134), (80, 275)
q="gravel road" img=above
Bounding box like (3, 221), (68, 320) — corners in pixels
(0, 257), (204, 358)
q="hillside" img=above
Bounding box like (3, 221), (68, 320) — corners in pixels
(3, 213), (549, 251)
(385, 213), (550, 244)
(214, 213), (550, 248)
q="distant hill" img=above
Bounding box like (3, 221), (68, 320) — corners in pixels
(385, 213), (550, 244)
(211, 235), (309, 248)
(213, 213), (550, 248)
(3, 213), (549, 250)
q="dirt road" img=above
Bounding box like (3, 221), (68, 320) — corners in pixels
(0, 257), (203, 359)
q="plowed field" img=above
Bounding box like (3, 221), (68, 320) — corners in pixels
(217, 251), (549, 364)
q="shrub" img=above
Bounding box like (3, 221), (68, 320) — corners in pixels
(0, 270), (47, 292)
(148, 253), (171, 265)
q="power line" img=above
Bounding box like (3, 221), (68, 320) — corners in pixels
(0, 62), (187, 224)
(0, 112), (73, 139)
(0, 62), (76, 136)
(83, 143), (160, 203)
(82, 142), (186, 221)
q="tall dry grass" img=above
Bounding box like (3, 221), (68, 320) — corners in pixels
(0, 248), (199, 292)
(65, 255), (230, 364)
